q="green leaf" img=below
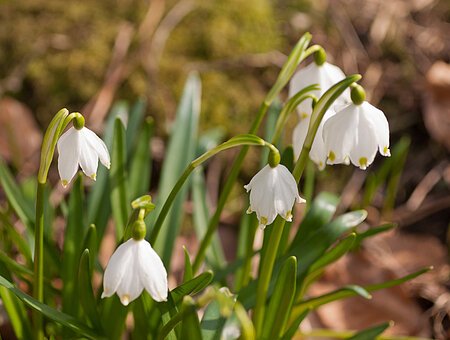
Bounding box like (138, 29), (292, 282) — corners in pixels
(183, 246), (193, 283)
(262, 256), (297, 339)
(82, 224), (98, 276)
(293, 267), (431, 318)
(201, 299), (226, 340)
(290, 192), (339, 247)
(78, 250), (103, 332)
(0, 264), (32, 340)
(191, 167), (225, 269)
(353, 223), (396, 249)
(0, 275), (104, 339)
(280, 309), (309, 340)
(62, 174), (85, 317)
(291, 210), (367, 287)
(171, 271), (213, 305)
(87, 102), (127, 244)
(150, 72), (201, 267)
(234, 213), (258, 291)
(346, 322), (391, 340)
(0, 157), (35, 229)
(309, 233), (357, 273)
(126, 98), (147, 156)
(110, 118), (129, 240)
(180, 297), (202, 339)
(0, 210), (32, 264)
(129, 117), (153, 200)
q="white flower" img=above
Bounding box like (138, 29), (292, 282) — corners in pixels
(289, 62), (349, 117)
(293, 109), (336, 170)
(101, 238), (168, 306)
(57, 126), (110, 186)
(323, 101), (390, 170)
(244, 164), (305, 228)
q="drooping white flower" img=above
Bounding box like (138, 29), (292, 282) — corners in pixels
(57, 126), (110, 186)
(323, 101), (390, 170)
(289, 61), (349, 117)
(293, 109), (336, 170)
(244, 164), (305, 229)
(102, 238), (168, 306)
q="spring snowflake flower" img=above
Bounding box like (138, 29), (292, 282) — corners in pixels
(323, 101), (390, 169)
(293, 109), (336, 170)
(289, 61), (349, 118)
(57, 126), (110, 186)
(244, 164), (305, 229)
(102, 238), (168, 306)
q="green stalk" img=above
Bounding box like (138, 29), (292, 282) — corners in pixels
(254, 75), (362, 336)
(192, 102), (268, 272)
(149, 134), (279, 244)
(32, 109), (81, 339)
(32, 182), (45, 340)
(253, 217), (286, 335)
(192, 36), (318, 273)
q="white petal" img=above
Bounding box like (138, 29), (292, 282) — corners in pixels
(323, 104), (358, 164)
(361, 102), (390, 156)
(309, 109), (335, 169)
(78, 134), (99, 180)
(116, 241), (144, 305)
(289, 63), (322, 115)
(57, 127), (80, 186)
(137, 240), (168, 302)
(292, 119), (309, 159)
(82, 128), (111, 168)
(349, 112), (378, 170)
(102, 239), (134, 299)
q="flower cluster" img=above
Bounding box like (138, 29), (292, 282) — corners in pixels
(54, 44), (391, 308)
(290, 58), (390, 171)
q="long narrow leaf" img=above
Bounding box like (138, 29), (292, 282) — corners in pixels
(110, 118), (129, 240)
(0, 275), (104, 339)
(149, 72), (201, 267)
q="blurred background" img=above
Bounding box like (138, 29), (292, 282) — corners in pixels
(0, 0), (449, 338)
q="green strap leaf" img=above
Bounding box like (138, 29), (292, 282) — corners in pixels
(346, 322), (391, 340)
(78, 250), (103, 332)
(150, 72), (201, 267)
(171, 271), (214, 305)
(0, 275), (104, 339)
(290, 192), (339, 247)
(262, 256), (297, 339)
(293, 267), (431, 318)
(129, 117), (153, 200)
(62, 174), (85, 317)
(0, 157), (35, 229)
(191, 167), (225, 269)
(180, 297), (202, 339)
(110, 118), (129, 240)
(183, 246), (193, 283)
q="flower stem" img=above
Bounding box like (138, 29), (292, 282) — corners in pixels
(191, 101), (269, 273)
(253, 217), (286, 336)
(32, 181), (45, 340)
(149, 133), (277, 245)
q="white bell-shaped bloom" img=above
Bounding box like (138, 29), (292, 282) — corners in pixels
(244, 164), (305, 229)
(323, 101), (390, 170)
(57, 126), (110, 186)
(289, 62), (349, 117)
(293, 109), (336, 170)
(102, 238), (168, 306)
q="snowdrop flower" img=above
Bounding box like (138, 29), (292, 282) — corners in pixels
(102, 237), (168, 305)
(57, 122), (110, 187)
(323, 85), (390, 170)
(293, 109), (336, 170)
(245, 164), (305, 229)
(289, 55), (349, 118)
